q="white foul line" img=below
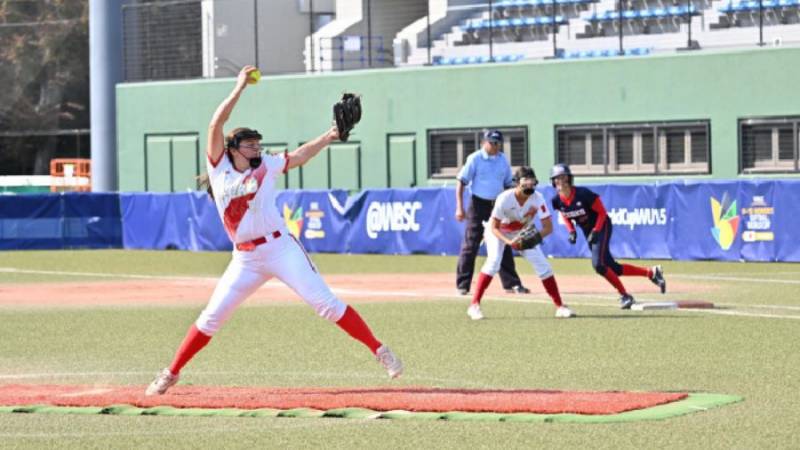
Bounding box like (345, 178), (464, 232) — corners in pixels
(671, 273), (800, 285)
(0, 267), (217, 282)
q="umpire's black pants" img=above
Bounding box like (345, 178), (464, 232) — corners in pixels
(456, 195), (523, 292)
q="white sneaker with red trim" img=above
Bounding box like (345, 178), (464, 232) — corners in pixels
(145, 368), (179, 396)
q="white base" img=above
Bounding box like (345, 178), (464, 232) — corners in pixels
(631, 302), (678, 311)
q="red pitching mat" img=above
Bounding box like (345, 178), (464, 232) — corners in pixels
(0, 384), (687, 415)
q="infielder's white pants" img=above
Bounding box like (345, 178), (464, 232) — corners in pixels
(195, 234), (347, 336)
(480, 229), (554, 279)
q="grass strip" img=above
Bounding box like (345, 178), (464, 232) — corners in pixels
(0, 393), (741, 423)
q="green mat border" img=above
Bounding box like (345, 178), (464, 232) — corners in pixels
(0, 393), (741, 423)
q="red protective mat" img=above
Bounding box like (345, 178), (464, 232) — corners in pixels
(0, 384), (687, 415)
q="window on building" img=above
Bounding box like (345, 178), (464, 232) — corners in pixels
(428, 127), (528, 178)
(556, 121), (710, 176)
(740, 117), (800, 173)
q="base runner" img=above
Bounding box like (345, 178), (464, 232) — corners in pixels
(549, 163), (666, 309)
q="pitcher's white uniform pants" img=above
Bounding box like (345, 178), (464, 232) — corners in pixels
(480, 229), (554, 279)
(195, 235), (347, 336)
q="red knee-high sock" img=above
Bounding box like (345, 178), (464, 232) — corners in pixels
(471, 272), (494, 306)
(603, 268), (628, 296)
(541, 276), (563, 307)
(621, 264), (652, 278)
(336, 306), (382, 354)
(168, 324), (212, 375)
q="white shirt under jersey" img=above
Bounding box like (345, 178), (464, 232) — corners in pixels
(490, 189), (551, 239)
(206, 151), (289, 244)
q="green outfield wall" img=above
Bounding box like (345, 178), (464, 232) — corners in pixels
(116, 47), (800, 192)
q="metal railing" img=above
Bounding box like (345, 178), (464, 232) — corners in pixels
(317, 36), (391, 71)
(119, 0), (800, 81)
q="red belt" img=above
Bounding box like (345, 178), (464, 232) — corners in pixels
(236, 231), (282, 251)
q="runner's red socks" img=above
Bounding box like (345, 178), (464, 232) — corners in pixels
(622, 264), (652, 278)
(603, 268), (628, 296)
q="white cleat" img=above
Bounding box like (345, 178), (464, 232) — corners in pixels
(467, 304), (485, 321)
(145, 368), (179, 396)
(376, 345), (403, 379)
(555, 306), (575, 318)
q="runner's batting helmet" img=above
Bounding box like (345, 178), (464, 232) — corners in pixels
(550, 163), (573, 187)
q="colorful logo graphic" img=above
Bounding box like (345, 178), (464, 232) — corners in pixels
(283, 204), (304, 238)
(710, 193), (739, 250)
(304, 202), (326, 240)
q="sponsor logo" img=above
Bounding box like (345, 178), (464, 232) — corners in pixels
(304, 201), (326, 240)
(282, 204), (304, 238)
(366, 201), (422, 239)
(710, 192), (739, 250)
(741, 195), (774, 242)
(607, 208), (668, 230)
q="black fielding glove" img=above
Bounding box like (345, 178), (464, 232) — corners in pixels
(568, 231), (577, 245)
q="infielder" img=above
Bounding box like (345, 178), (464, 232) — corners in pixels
(468, 167), (574, 320)
(549, 164), (666, 309)
(146, 66), (402, 395)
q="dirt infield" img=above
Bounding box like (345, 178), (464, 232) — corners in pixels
(0, 384), (687, 414)
(0, 273), (704, 307)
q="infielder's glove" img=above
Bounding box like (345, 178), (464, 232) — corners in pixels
(511, 225), (543, 251)
(333, 93), (362, 142)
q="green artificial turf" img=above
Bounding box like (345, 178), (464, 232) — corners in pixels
(0, 251), (798, 449)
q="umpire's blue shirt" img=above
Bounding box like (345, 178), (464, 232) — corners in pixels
(457, 149), (514, 201)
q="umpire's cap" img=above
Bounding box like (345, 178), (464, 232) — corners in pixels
(550, 163), (574, 187)
(483, 129), (503, 144)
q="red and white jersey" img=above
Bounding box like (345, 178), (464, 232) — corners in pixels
(206, 151), (289, 244)
(490, 189), (551, 239)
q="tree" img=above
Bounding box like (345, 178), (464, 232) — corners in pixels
(0, 1), (89, 175)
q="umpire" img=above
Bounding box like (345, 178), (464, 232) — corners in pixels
(455, 129), (529, 295)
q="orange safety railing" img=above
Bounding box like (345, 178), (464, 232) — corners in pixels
(50, 158), (91, 192)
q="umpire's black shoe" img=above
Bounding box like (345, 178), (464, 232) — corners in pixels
(505, 285), (530, 294)
(650, 265), (666, 294)
(620, 294), (636, 310)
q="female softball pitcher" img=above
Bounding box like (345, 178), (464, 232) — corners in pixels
(146, 66), (402, 395)
(467, 166), (575, 320)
